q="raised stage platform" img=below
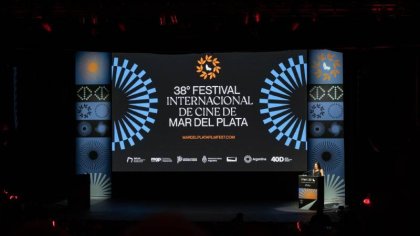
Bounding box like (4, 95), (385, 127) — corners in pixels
(61, 199), (342, 223)
(42, 199), (346, 235)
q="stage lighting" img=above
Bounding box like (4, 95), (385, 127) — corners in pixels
(254, 11), (261, 23)
(159, 14), (166, 26)
(160, 12), (178, 26)
(170, 14), (178, 25)
(244, 11), (261, 25)
(362, 193), (372, 207)
(41, 22), (52, 33)
(363, 197), (371, 206)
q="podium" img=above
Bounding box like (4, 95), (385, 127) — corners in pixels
(298, 175), (324, 211)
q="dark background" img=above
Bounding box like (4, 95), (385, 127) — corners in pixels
(0, 0), (419, 206)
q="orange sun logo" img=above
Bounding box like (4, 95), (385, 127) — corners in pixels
(312, 52), (341, 81)
(87, 60), (99, 73)
(196, 54), (221, 80)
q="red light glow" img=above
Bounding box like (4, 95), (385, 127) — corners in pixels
(296, 221), (302, 232)
(363, 197), (371, 206)
(41, 22), (52, 33)
(255, 12), (261, 23)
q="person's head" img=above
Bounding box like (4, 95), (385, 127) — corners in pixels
(314, 161), (322, 170)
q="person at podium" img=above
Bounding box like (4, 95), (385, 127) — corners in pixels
(312, 161), (324, 177)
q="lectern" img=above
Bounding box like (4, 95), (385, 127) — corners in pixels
(298, 175), (324, 211)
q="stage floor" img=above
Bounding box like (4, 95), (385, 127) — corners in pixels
(69, 199), (323, 223)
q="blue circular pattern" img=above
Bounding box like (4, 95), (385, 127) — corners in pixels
(310, 140), (344, 172)
(259, 55), (307, 150)
(328, 122), (343, 137)
(328, 103), (343, 119)
(112, 57), (158, 151)
(78, 121), (92, 137)
(95, 103), (111, 118)
(95, 122), (108, 136)
(77, 139), (111, 173)
(310, 122), (325, 137)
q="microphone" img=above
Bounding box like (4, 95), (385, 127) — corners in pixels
(301, 169), (313, 176)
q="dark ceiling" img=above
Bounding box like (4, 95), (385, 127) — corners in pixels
(2, 0), (420, 50)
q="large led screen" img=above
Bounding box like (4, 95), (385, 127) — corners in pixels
(112, 51), (307, 171)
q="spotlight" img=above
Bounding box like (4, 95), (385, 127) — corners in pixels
(254, 11), (261, 24)
(51, 220), (56, 228)
(8, 195), (19, 200)
(159, 14), (166, 26)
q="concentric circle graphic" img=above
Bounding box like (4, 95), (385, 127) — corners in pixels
(95, 103), (111, 118)
(77, 139), (111, 173)
(328, 122), (343, 137)
(95, 122), (108, 136)
(78, 121), (92, 136)
(310, 140), (344, 172)
(310, 122), (325, 137)
(112, 57), (158, 151)
(259, 55), (307, 150)
(328, 103), (343, 119)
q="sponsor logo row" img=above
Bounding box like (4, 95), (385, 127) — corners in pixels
(126, 155), (293, 164)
